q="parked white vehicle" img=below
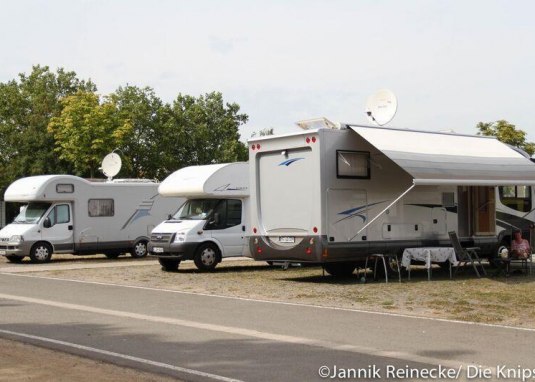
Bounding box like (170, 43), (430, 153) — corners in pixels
(0, 175), (183, 263)
(148, 163), (250, 271)
(248, 123), (535, 276)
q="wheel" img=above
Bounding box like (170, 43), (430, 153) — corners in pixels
(5, 255), (23, 263)
(104, 253), (121, 259)
(194, 242), (220, 271)
(158, 257), (181, 271)
(131, 240), (148, 258)
(29, 242), (53, 263)
(324, 262), (356, 277)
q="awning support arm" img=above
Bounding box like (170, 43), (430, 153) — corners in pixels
(350, 184), (416, 241)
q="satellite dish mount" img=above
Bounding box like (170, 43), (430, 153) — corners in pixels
(365, 89), (398, 126)
(100, 152), (122, 181)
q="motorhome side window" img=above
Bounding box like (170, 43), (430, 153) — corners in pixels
(88, 199), (114, 217)
(499, 186), (532, 213)
(47, 204), (70, 225)
(336, 150), (370, 179)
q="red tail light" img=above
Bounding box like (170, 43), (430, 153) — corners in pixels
(251, 144), (256, 150)
(253, 227), (257, 234)
(257, 144), (261, 150)
(257, 246), (262, 254)
(312, 137), (317, 143)
(305, 247), (312, 255)
(306, 137), (311, 144)
(313, 226), (318, 233)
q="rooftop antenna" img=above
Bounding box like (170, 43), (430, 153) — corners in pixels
(100, 152), (122, 181)
(365, 89), (397, 126)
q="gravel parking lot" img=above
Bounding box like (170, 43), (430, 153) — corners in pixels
(3, 255), (534, 328)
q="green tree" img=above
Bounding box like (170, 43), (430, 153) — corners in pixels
(161, 92), (248, 173)
(48, 91), (132, 178)
(110, 85), (169, 179)
(0, 65), (95, 191)
(477, 120), (535, 156)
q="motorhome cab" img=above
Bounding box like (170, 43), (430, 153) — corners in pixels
(148, 163), (250, 271)
(248, 123), (535, 276)
(0, 175), (183, 263)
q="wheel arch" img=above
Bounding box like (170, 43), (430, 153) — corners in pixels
(194, 239), (224, 262)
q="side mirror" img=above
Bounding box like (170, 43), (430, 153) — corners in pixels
(167, 214), (172, 220)
(43, 217), (51, 228)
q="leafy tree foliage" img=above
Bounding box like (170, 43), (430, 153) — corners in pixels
(110, 85), (169, 179)
(48, 91), (132, 178)
(477, 120), (535, 156)
(0, 65), (95, 191)
(161, 92), (248, 172)
(1, 66), (249, 192)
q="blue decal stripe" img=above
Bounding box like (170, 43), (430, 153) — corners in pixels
(279, 158), (305, 166)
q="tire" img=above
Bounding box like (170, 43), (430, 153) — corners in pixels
(194, 242), (220, 271)
(104, 253), (121, 259)
(158, 257), (181, 272)
(5, 255), (23, 263)
(29, 242), (53, 263)
(324, 262), (356, 277)
(131, 240), (148, 258)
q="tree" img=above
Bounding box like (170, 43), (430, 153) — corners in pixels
(476, 120), (535, 156)
(110, 85), (169, 179)
(47, 91), (132, 178)
(0, 65), (95, 191)
(160, 92), (248, 173)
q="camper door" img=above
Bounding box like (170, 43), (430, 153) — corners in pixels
(206, 199), (245, 257)
(43, 203), (74, 252)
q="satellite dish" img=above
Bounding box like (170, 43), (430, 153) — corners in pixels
(365, 89), (398, 126)
(101, 152), (122, 180)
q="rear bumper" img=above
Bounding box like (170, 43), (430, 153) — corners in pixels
(147, 241), (198, 260)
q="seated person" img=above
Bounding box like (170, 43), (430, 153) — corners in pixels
(510, 228), (531, 260)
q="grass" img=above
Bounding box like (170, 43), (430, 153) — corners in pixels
(13, 258), (535, 328)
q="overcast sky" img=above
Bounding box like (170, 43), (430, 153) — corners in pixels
(1, 0), (534, 141)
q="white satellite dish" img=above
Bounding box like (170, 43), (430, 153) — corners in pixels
(101, 152), (122, 181)
(365, 89), (398, 126)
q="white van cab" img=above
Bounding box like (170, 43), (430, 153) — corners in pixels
(148, 163), (250, 271)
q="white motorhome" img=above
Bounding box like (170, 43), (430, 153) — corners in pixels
(0, 175), (183, 263)
(248, 124), (535, 276)
(148, 163), (250, 271)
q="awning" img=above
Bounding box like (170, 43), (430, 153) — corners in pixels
(348, 125), (535, 186)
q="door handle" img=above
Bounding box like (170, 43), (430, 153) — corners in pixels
(68, 225), (73, 231)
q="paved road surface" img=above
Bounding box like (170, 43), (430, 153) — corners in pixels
(1, 272), (534, 381)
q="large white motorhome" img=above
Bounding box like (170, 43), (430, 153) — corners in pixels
(0, 175), (183, 263)
(148, 163), (250, 271)
(248, 124), (535, 276)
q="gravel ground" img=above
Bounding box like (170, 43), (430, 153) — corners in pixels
(7, 256), (534, 328)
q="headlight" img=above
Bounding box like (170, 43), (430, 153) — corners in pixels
(173, 232), (186, 243)
(10, 235), (23, 243)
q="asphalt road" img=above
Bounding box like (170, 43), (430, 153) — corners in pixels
(1, 272), (534, 382)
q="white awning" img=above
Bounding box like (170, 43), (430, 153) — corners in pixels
(348, 125), (535, 186)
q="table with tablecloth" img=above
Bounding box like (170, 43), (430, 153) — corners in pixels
(402, 247), (459, 280)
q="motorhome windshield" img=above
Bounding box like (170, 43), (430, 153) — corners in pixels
(173, 199), (220, 220)
(13, 202), (51, 224)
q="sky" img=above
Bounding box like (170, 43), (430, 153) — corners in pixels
(1, 0), (534, 141)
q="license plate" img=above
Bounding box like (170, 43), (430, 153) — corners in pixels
(279, 236), (295, 243)
(153, 247), (164, 253)
(0, 250), (5, 255)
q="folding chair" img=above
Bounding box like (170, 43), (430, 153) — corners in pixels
(448, 231), (487, 278)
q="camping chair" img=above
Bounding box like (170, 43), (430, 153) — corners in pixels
(448, 231), (487, 278)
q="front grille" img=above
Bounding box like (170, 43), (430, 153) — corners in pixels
(150, 233), (173, 243)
